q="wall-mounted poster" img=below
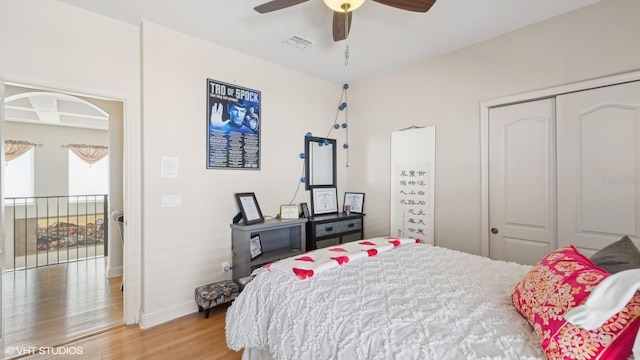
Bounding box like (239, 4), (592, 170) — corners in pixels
(207, 79), (261, 169)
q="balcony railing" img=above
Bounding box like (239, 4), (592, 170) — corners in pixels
(4, 195), (108, 271)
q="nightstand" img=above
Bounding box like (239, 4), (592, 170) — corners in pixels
(306, 213), (365, 250)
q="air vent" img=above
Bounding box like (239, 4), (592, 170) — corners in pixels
(282, 34), (316, 50)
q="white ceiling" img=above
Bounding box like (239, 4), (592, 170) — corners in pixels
(57, 0), (600, 84)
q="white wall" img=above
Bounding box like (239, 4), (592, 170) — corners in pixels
(1, 0), (344, 329)
(139, 22), (341, 327)
(0, 0), (140, 324)
(346, 0), (640, 255)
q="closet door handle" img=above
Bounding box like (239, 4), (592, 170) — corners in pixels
(491, 228), (499, 234)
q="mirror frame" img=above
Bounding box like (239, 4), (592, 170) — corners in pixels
(305, 136), (337, 190)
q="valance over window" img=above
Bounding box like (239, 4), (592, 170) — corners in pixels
(67, 144), (109, 165)
(4, 140), (36, 162)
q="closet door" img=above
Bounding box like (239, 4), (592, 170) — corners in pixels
(557, 81), (640, 251)
(488, 98), (556, 265)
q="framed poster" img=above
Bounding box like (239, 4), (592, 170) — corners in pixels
(207, 79), (261, 169)
(235, 192), (265, 225)
(310, 186), (338, 215)
(343, 192), (365, 214)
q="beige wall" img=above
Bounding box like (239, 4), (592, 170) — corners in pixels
(4, 121), (107, 196)
(139, 22), (342, 326)
(346, 0), (640, 254)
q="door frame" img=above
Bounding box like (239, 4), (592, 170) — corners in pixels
(1, 76), (6, 352)
(0, 77), (141, 326)
(480, 70), (640, 258)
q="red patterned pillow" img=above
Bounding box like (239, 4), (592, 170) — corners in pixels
(511, 245), (640, 360)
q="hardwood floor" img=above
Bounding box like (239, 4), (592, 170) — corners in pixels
(21, 305), (243, 360)
(3, 258), (243, 360)
(3, 258), (123, 358)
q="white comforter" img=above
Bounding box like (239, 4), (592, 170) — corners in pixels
(226, 242), (544, 360)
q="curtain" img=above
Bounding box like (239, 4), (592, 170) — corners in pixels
(4, 140), (36, 162)
(68, 144), (109, 165)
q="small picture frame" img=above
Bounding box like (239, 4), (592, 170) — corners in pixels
(344, 192), (365, 213)
(280, 205), (300, 220)
(235, 192), (265, 225)
(310, 186), (338, 215)
(300, 202), (311, 218)
(250, 235), (262, 259)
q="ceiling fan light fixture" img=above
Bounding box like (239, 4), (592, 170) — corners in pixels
(322, 0), (366, 13)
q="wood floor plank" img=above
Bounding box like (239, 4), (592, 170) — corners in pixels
(3, 258), (124, 355)
(22, 305), (242, 360)
(4, 258), (243, 360)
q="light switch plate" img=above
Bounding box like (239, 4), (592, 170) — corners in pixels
(162, 195), (181, 207)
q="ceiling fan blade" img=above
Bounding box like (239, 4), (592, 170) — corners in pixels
(332, 11), (352, 42)
(254, 0), (310, 14)
(372, 0), (436, 12)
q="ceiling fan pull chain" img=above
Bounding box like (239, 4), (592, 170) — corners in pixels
(345, 45), (350, 65)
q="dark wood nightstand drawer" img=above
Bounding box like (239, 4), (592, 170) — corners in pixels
(316, 237), (340, 249)
(341, 232), (362, 243)
(306, 213), (365, 251)
(315, 218), (362, 237)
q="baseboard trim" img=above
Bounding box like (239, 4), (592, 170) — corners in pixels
(106, 265), (123, 278)
(139, 301), (196, 329)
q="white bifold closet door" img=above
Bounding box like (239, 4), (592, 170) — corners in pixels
(557, 81), (640, 251)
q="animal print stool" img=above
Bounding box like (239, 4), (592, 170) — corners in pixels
(195, 280), (239, 318)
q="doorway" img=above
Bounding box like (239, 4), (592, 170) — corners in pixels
(2, 82), (125, 353)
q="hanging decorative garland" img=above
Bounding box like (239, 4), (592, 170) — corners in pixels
(299, 83), (351, 185)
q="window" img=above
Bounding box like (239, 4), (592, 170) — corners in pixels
(4, 148), (35, 204)
(68, 151), (109, 198)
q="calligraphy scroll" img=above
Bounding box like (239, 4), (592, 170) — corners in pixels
(390, 127), (435, 245)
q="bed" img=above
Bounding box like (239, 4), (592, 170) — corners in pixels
(225, 236), (640, 360)
(226, 237), (543, 359)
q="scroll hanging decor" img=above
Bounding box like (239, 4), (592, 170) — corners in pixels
(4, 140), (37, 162)
(66, 144), (109, 165)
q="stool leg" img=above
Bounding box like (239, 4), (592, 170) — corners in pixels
(198, 305), (203, 312)
(205, 308), (210, 318)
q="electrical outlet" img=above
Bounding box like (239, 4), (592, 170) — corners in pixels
(221, 262), (231, 273)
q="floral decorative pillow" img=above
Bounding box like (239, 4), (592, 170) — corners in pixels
(511, 246), (640, 360)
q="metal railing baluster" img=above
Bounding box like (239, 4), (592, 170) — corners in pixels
(3, 195), (108, 271)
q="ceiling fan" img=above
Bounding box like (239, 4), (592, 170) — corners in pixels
(254, 0), (436, 42)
